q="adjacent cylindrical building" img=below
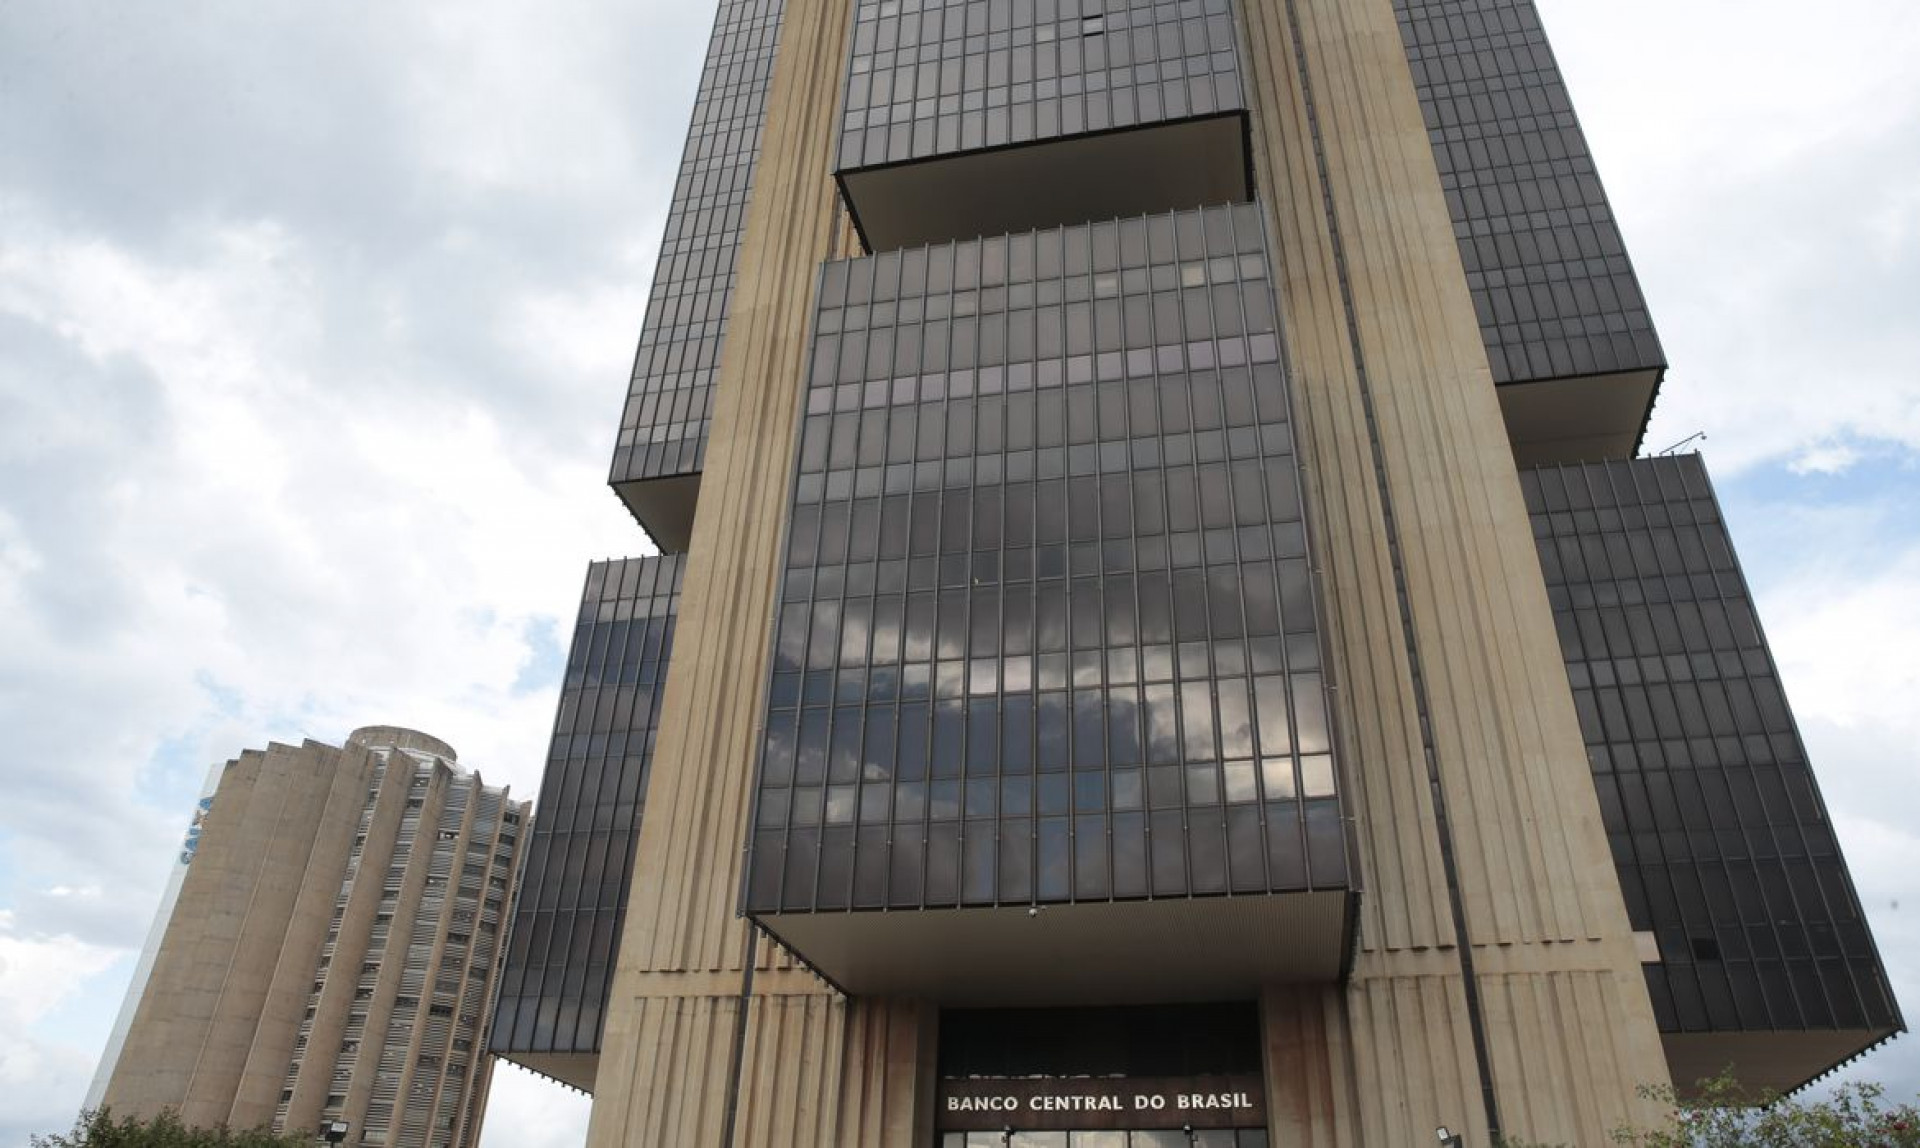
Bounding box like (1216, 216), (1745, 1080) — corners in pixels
(97, 728), (528, 1148)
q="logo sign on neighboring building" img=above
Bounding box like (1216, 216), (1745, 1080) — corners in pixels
(178, 797), (214, 866)
(937, 1076), (1265, 1131)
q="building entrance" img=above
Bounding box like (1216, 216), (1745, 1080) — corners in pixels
(934, 1005), (1268, 1148)
(942, 1132), (1270, 1147)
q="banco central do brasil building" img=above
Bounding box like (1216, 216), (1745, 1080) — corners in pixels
(489, 0), (1904, 1143)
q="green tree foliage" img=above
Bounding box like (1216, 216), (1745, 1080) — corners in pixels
(1609, 1075), (1920, 1148)
(31, 1108), (314, 1148)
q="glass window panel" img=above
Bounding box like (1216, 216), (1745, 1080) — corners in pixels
(1104, 574), (1138, 646)
(1071, 579), (1103, 649)
(942, 490), (974, 554)
(1216, 679), (1254, 760)
(937, 595), (968, 660)
(896, 703), (929, 781)
(848, 499), (880, 562)
(774, 607), (809, 673)
(1133, 472), (1165, 536)
(1004, 590), (1035, 657)
(1278, 559), (1313, 631)
(1037, 692), (1070, 767)
(870, 595), (903, 666)
(904, 593), (936, 661)
(762, 721), (796, 787)
(1208, 568), (1244, 639)
(976, 394), (1004, 454)
(1107, 688), (1141, 765)
(1099, 475), (1131, 540)
(1267, 803), (1305, 885)
(1191, 374), (1224, 431)
(1137, 572), (1172, 643)
(1074, 814), (1109, 897)
(1182, 813), (1228, 894)
(1004, 480), (1035, 544)
(970, 586), (1001, 655)
(795, 710), (830, 785)
(1037, 583), (1069, 652)
(839, 600), (871, 667)
(999, 819), (1033, 901)
(829, 707), (862, 782)
(1144, 684), (1180, 764)
(926, 823), (961, 903)
(932, 701), (965, 776)
(1038, 818), (1071, 898)
(861, 709), (896, 782)
(1151, 809), (1187, 893)
(967, 705), (997, 774)
(1173, 571), (1209, 640)
(1292, 675), (1329, 754)
(1073, 692), (1105, 766)
(1300, 754), (1335, 799)
(817, 502), (849, 565)
(1254, 675), (1292, 756)
(1181, 681), (1217, 760)
(1068, 386), (1097, 446)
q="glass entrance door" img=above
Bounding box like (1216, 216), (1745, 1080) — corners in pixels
(942, 1132), (1271, 1147)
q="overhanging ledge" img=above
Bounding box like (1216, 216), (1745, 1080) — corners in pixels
(752, 890), (1352, 1005)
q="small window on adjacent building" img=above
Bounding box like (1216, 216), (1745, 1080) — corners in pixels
(1081, 14), (1104, 35)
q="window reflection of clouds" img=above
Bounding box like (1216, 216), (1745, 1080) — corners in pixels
(748, 204), (1349, 913)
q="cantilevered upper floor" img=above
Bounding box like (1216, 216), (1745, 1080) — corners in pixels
(605, 0), (787, 551)
(1526, 455), (1903, 1093)
(835, 0), (1253, 252)
(742, 204), (1355, 1003)
(490, 556), (685, 1092)
(1397, 0), (1667, 464)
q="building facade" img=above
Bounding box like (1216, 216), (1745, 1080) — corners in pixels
(492, 0), (1900, 1143)
(97, 727), (528, 1148)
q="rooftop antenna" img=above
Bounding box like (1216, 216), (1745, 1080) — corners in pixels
(1656, 431), (1706, 456)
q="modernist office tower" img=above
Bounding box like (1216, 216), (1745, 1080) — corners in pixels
(493, 0), (1900, 1142)
(96, 727), (528, 1148)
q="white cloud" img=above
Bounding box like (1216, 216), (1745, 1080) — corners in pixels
(1541, 0), (1920, 472)
(0, 924), (123, 1033)
(1788, 443), (1865, 477)
(478, 1065), (592, 1148)
(0, 918), (129, 1142)
(0, 2), (664, 1136)
(1763, 547), (1920, 735)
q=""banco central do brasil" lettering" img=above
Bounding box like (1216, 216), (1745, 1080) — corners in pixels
(946, 1091), (1257, 1114)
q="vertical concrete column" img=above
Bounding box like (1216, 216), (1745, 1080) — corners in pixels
(1237, 0), (1671, 1141)
(581, 0), (932, 1141)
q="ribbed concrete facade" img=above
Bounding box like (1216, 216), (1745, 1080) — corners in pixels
(98, 728), (528, 1148)
(494, 0), (1900, 1142)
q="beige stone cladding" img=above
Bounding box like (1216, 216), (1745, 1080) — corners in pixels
(1237, 0), (1672, 1142)
(580, 0), (939, 1140)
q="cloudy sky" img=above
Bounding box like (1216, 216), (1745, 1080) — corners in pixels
(0, 0), (1914, 1144)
